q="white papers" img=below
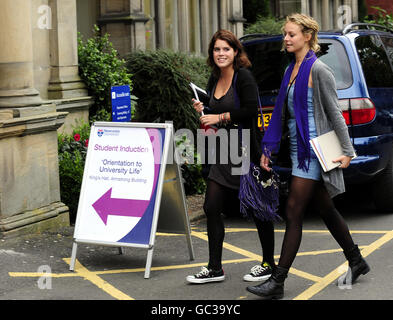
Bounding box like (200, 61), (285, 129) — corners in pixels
(190, 82), (207, 101)
(190, 82), (208, 115)
(310, 130), (345, 172)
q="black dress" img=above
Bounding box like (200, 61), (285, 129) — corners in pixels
(207, 85), (242, 189)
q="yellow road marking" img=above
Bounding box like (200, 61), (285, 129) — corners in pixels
(290, 269), (322, 282)
(9, 272), (77, 278)
(294, 230), (393, 300)
(62, 258), (134, 300)
(8, 258), (254, 277)
(7, 227), (393, 300)
(156, 232), (183, 236)
(191, 230), (261, 260)
(296, 246), (365, 256)
(191, 230), (322, 282)
(9, 260), (135, 300)
(96, 258), (255, 275)
(224, 228), (390, 234)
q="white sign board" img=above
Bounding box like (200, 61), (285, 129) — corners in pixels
(70, 122), (194, 278)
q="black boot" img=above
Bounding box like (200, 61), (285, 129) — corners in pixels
(246, 266), (288, 299)
(338, 244), (370, 286)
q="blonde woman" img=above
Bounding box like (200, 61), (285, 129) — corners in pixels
(247, 13), (370, 299)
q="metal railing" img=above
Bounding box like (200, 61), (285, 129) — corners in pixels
(342, 23), (393, 34)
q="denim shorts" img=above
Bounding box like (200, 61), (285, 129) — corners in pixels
(290, 149), (322, 181)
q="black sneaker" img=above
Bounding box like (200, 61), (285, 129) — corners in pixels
(186, 267), (225, 284)
(243, 262), (273, 282)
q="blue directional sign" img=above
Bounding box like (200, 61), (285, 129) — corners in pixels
(111, 85), (131, 122)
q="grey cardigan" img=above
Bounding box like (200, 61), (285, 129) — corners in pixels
(311, 59), (356, 198)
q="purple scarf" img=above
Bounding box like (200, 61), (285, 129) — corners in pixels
(262, 50), (317, 171)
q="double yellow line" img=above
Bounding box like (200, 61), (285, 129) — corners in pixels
(8, 228), (393, 300)
(192, 228), (393, 300)
(294, 229), (393, 300)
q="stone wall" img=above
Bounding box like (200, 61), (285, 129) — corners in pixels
(0, 0), (92, 238)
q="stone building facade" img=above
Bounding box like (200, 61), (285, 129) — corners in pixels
(270, 0), (360, 30)
(0, 0), (246, 238)
(76, 1), (364, 59)
(0, 0), (372, 238)
(0, 0), (92, 238)
(77, 0), (245, 57)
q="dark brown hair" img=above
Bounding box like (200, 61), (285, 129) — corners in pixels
(207, 29), (251, 77)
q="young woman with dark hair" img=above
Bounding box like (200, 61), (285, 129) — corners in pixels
(186, 30), (278, 284)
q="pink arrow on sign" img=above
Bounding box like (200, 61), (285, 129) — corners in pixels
(92, 188), (149, 225)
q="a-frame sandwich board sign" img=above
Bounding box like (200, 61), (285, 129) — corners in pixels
(69, 121), (194, 278)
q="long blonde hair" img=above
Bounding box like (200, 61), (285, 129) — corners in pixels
(282, 13), (320, 53)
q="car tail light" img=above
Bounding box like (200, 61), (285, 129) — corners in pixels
(338, 98), (376, 125)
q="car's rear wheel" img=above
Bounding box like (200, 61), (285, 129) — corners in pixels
(373, 151), (393, 212)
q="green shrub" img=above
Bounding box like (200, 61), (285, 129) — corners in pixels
(58, 122), (91, 223)
(364, 6), (393, 29)
(77, 25), (136, 122)
(175, 134), (206, 195)
(126, 49), (210, 195)
(181, 159), (206, 195)
(125, 49), (210, 133)
(243, 0), (271, 25)
(244, 16), (284, 35)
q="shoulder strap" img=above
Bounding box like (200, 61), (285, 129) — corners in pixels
(233, 70), (265, 132)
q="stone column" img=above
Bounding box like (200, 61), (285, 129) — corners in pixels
(343, 0), (354, 25)
(178, 0), (190, 52)
(0, 0), (69, 238)
(171, 0), (179, 51)
(228, 0), (246, 38)
(211, 1), (219, 34)
(333, 0), (339, 29)
(301, 0), (310, 15)
(311, 0), (319, 24)
(47, 0), (93, 134)
(130, 0), (149, 51)
(351, 0), (358, 24)
(48, 0), (87, 99)
(220, 0), (229, 30)
(322, 0), (330, 30)
(0, 0), (42, 109)
(200, 0), (210, 55)
(156, 0), (166, 49)
(189, 0), (201, 54)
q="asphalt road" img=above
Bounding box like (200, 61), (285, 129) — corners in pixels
(1, 188), (392, 315)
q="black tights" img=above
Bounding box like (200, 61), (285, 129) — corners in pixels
(278, 176), (355, 270)
(204, 179), (275, 270)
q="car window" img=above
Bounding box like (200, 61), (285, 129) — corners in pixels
(355, 35), (393, 88)
(381, 36), (393, 69)
(318, 39), (353, 89)
(245, 38), (353, 94)
(245, 40), (290, 95)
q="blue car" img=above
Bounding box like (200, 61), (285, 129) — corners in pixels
(241, 23), (393, 211)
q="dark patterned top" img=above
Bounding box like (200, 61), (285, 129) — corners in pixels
(207, 85), (242, 189)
